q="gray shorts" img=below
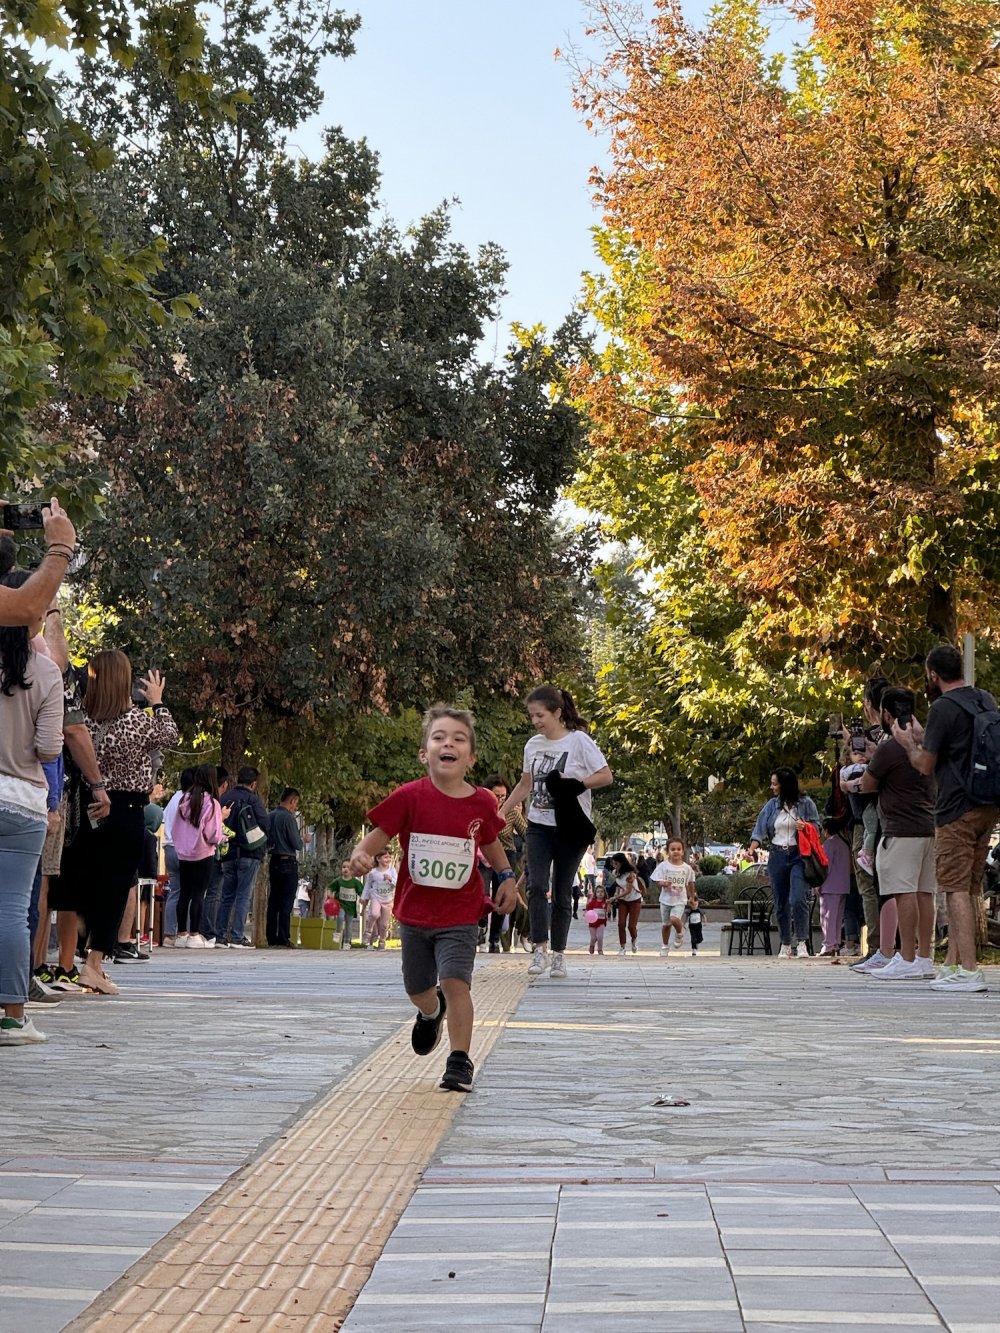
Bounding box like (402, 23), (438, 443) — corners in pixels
(398, 922), (479, 995)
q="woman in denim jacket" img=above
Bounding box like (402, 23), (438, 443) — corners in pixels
(748, 768), (820, 958)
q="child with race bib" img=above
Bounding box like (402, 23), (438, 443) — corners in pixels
(350, 704), (517, 1093)
(361, 849), (396, 949)
(650, 836), (697, 955)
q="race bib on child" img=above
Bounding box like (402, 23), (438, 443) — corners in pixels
(408, 833), (476, 890)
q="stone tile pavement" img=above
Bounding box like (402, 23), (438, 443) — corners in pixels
(2, 918), (999, 1331)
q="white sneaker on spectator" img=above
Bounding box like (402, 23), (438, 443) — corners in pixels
(527, 947), (548, 977)
(175, 933), (190, 948)
(852, 948), (890, 973)
(870, 952), (925, 981)
(550, 952), (567, 979)
(914, 955), (936, 978)
(0, 1017), (48, 1045)
(186, 934), (207, 949)
(795, 942), (810, 958)
(929, 967), (988, 993)
(778, 944), (793, 959)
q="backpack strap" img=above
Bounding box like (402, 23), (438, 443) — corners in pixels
(940, 689), (990, 720)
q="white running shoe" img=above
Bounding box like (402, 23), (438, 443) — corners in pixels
(852, 948), (890, 974)
(914, 955), (935, 978)
(550, 952), (567, 979)
(929, 967), (988, 993)
(870, 953), (926, 981)
(527, 947), (548, 977)
(659, 945), (671, 956)
(186, 934), (207, 949)
(778, 944), (793, 959)
(631, 943), (638, 954)
(795, 941), (810, 958)
(0, 1016), (48, 1045)
(618, 946), (626, 956)
(175, 934), (190, 948)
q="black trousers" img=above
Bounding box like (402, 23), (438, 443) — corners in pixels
(267, 857), (298, 945)
(61, 791), (145, 957)
(177, 856), (213, 935)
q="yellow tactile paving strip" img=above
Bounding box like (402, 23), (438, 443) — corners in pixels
(75, 961), (530, 1333)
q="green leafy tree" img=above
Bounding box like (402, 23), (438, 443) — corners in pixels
(67, 0), (586, 773)
(0, 0), (219, 499)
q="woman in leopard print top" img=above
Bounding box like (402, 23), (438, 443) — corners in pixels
(59, 651), (178, 994)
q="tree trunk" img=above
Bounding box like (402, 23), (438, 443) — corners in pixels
(926, 581), (957, 644)
(221, 713), (249, 781)
(672, 795), (682, 839)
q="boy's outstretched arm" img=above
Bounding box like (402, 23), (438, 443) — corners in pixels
(480, 839), (517, 913)
(350, 827), (391, 878)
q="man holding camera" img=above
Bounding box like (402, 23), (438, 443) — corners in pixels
(850, 687), (937, 980)
(894, 645), (996, 994)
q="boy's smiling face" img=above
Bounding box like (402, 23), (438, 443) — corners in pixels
(421, 715), (475, 784)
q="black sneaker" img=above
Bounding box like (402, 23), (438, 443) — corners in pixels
(113, 943), (149, 963)
(439, 1051), (474, 1092)
(51, 966), (83, 991)
(411, 988), (447, 1056)
(34, 963), (57, 985)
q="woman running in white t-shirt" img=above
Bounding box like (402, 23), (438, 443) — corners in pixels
(501, 686), (612, 981)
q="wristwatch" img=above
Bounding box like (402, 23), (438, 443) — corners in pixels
(496, 869), (515, 884)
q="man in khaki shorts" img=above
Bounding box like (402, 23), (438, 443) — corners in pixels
(894, 645), (998, 994)
(854, 687), (936, 980)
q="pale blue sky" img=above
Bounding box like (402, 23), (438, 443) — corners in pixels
(310, 2), (801, 354)
(308, 1), (604, 351)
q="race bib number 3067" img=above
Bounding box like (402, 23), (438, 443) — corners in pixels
(408, 832), (476, 890)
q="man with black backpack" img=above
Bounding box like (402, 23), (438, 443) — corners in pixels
(214, 766), (270, 948)
(895, 644), (998, 994)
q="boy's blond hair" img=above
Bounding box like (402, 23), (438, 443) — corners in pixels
(421, 703), (477, 753)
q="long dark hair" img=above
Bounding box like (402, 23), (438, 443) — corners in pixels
(0, 571), (34, 696)
(609, 851), (634, 876)
(772, 767), (801, 807)
(183, 763), (219, 827)
(526, 685), (588, 732)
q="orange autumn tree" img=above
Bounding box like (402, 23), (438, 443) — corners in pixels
(572, 0), (1000, 676)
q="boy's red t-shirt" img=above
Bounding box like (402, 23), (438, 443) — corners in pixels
(367, 777), (505, 929)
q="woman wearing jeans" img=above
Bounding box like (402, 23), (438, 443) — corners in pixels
(0, 583), (63, 1046)
(749, 768), (820, 959)
(502, 687), (612, 982)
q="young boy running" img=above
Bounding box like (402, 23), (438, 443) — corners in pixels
(350, 704), (517, 1092)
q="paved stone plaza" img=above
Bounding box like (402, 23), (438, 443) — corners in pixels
(2, 918), (999, 1332)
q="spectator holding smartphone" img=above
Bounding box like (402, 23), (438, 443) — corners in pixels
(0, 498), (77, 628)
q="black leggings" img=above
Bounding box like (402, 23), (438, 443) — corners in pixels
(177, 857), (213, 935)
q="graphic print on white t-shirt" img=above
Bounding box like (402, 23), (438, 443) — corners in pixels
(523, 730), (608, 828)
(529, 749), (566, 813)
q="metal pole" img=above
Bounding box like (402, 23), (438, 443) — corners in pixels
(963, 632), (976, 686)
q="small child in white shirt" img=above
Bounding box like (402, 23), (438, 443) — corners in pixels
(650, 837), (697, 955)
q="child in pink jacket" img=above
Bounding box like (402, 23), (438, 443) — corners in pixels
(173, 764), (230, 948)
